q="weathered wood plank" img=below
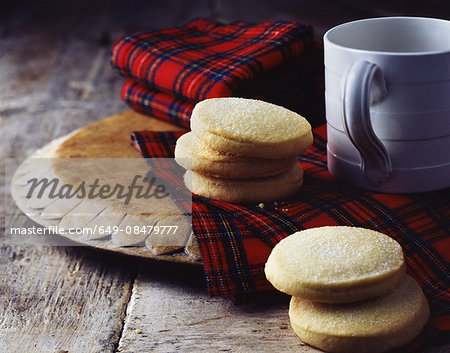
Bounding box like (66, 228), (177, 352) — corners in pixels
(116, 265), (320, 353)
(1, 2), (136, 352)
(0, 245), (134, 353)
(2, 152), (133, 353)
(117, 262), (450, 353)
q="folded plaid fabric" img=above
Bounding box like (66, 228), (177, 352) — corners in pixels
(123, 79), (194, 128)
(112, 18), (324, 128)
(130, 125), (449, 351)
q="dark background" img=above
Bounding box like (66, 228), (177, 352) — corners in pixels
(2, 0), (449, 39)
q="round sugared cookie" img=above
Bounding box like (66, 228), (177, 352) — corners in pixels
(184, 163), (303, 203)
(289, 275), (430, 353)
(174, 132), (296, 178)
(265, 226), (406, 303)
(190, 98), (313, 159)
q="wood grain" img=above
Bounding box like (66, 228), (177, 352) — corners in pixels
(55, 110), (184, 159)
(0, 246), (134, 353)
(8, 111), (198, 264)
(115, 266), (320, 353)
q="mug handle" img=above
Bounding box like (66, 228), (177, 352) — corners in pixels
(342, 60), (392, 186)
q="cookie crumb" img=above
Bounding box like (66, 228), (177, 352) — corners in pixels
(135, 329), (142, 334)
(258, 203), (265, 209)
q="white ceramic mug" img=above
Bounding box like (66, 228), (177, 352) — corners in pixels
(324, 17), (450, 193)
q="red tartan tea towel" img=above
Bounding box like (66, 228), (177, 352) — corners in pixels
(112, 18), (324, 128)
(130, 126), (450, 351)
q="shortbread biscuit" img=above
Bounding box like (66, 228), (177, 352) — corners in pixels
(289, 275), (430, 353)
(184, 163), (303, 203)
(265, 226), (406, 303)
(175, 132), (296, 178)
(190, 98), (313, 158)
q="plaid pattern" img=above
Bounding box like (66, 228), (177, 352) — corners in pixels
(112, 18), (323, 128)
(124, 79), (194, 128)
(131, 126), (450, 351)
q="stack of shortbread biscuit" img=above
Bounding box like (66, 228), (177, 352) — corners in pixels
(265, 226), (430, 353)
(175, 97), (313, 203)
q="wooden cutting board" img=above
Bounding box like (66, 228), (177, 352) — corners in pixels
(10, 110), (201, 265)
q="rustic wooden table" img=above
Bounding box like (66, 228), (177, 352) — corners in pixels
(1, 1), (449, 352)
